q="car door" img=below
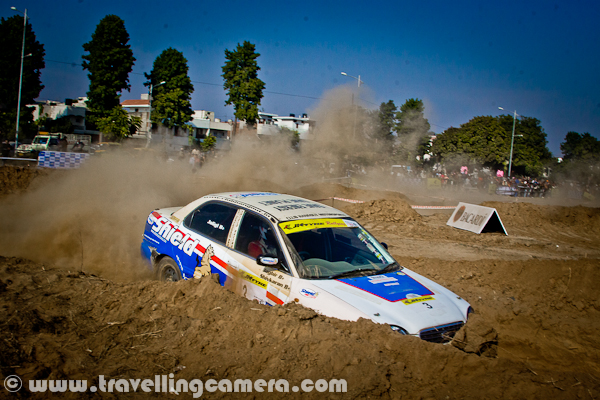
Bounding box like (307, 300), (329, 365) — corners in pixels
(225, 210), (293, 306)
(177, 201), (239, 283)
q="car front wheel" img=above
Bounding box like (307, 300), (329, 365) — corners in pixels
(156, 257), (182, 282)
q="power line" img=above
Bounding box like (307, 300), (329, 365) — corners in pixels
(45, 59), (395, 113)
(46, 59), (79, 67)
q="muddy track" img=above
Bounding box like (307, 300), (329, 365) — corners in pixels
(1, 164), (599, 399)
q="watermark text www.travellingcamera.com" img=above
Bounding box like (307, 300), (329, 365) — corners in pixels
(4, 374), (347, 397)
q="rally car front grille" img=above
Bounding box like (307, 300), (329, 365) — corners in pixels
(419, 322), (464, 343)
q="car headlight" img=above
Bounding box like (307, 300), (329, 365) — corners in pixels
(390, 325), (408, 335)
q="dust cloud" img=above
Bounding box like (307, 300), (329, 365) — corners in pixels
(305, 86), (387, 168)
(0, 154), (195, 281)
(0, 130), (334, 281)
(0, 86), (593, 282)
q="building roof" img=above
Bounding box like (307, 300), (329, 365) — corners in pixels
(191, 119), (211, 129)
(121, 99), (150, 107)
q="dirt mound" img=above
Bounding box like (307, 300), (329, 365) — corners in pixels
(483, 201), (600, 232)
(295, 182), (409, 203)
(0, 166), (50, 196)
(2, 254), (599, 398)
(2, 156), (600, 398)
(344, 199), (421, 223)
(451, 314), (498, 357)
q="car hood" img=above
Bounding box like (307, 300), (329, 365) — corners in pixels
(307, 269), (468, 334)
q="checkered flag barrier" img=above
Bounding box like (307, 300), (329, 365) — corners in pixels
(38, 151), (90, 169)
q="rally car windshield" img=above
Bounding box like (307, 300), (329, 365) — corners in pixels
(279, 218), (397, 279)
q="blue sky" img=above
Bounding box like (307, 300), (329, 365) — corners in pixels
(4, 0), (599, 156)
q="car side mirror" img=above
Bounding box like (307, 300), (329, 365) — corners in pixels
(257, 255), (279, 268)
(381, 242), (388, 250)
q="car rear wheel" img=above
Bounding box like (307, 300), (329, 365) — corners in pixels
(156, 257), (182, 282)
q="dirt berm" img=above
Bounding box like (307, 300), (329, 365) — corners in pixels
(0, 164), (599, 399)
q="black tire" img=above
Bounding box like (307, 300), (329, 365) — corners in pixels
(156, 257), (182, 282)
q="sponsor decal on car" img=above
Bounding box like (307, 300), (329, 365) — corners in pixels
(279, 218), (356, 234)
(147, 212), (234, 279)
(149, 212), (199, 255)
(300, 288), (319, 298)
(240, 270), (268, 289)
(401, 295), (435, 305)
(338, 273), (434, 303)
(228, 192), (279, 198)
(367, 275), (398, 284)
(146, 213), (289, 308)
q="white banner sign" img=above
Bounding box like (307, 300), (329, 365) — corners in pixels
(446, 202), (507, 235)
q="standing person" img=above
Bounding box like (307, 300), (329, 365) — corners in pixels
(189, 153), (196, 171)
(1, 140), (11, 157)
(59, 136), (69, 152)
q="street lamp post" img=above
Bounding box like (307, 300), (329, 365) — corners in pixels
(11, 6), (27, 152)
(498, 107), (518, 177)
(340, 72), (363, 138)
(341, 72), (362, 88)
(146, 80), (166, 148)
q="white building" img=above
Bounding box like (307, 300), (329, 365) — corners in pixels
(240, 112), (315, 140)
(188, 112), (233, 151)
(30, 97), (102, 141)
(31, 98), (87, 131)
(121, 95), (151, 138)
(121, 95), (233, 151)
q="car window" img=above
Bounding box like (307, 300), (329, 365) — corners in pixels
(235, 213), (279, 257)
(184, 202), (237, 244)
(281, 218), (395, 279)
(234, 212), (289, 272)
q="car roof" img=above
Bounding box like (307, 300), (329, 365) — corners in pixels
(172, 192), (350, 223)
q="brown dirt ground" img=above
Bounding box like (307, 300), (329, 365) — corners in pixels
(1, 165), (599, 399)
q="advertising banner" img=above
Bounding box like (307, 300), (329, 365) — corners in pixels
(38, 151), (90, 169)
(446, 202), (507, 235)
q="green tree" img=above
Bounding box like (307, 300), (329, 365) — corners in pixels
(432, 114), (552, 176)
(144, 48), (194, 130)
(45, 115), (75, 135)
(280, 127), (300, 150)
(201, 135), (217, 152)
(222, 41), (265, 128)
(495, 114), (552, 176)
(374, 100), (397, 150)
(82, 15), (135, 124)
(0, 15), (45, 140)
(430, 126), (474, 168)
(505, 116), (552, 176)
(377, 101), (397, 135)
(432, 116), (508, 169)
(555, 131), (600, 184)
(394, 98), (433, 163)
(560, 131), (600, 161)
(95, 106), (141, 142)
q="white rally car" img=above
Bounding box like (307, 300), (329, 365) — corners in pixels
(140, 192), (472, 342)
